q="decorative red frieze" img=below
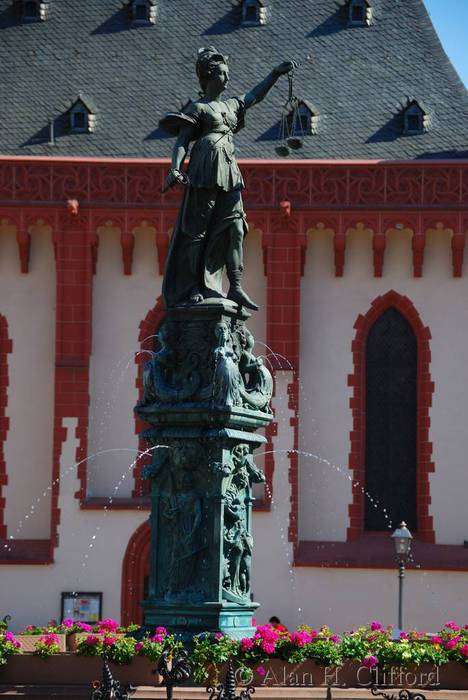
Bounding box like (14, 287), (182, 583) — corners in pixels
(0, 315), (12, 540)
(347, 290), (435, 545)
(1, 158), (466, 211)
(121, 520), (150, 626)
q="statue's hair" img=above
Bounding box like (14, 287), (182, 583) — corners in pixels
(196, 46), (229, 94)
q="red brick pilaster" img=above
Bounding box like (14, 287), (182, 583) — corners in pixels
(51, 212), (94, 552)
(0, 315), (12, 539)
(262, 212), (306, 544)
(347, 290), (435, 544)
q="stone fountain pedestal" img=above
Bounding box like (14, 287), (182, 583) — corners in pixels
(135, 300), (273, 640)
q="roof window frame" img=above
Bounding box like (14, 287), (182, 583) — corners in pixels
(347, 0), (372, 27)
(22, 0), (47, 23)
(402, 101), (427, 136)
(241, 0), (266, 27)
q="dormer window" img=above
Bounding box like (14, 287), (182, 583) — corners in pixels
(287, 101), (318, 136)
(22, 0), (47, 22)
(348, 0), (372, 26)
(403, 101), (427, 135)
(241, 0), (266, 26)
(131, 0), (157, 25)
(68, 97), (96, 134)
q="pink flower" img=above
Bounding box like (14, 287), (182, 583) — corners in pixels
(431, 636), (443, 645)
(445, 621), (461, 631)
(362, 655), (379, 669)
(103, 636), (117, 647)
(150, 634), (165, 643)
(260, 640), (276, 654)
(290, 630), (313, 647)
(84, 635), (99, 646)
(97, 618), (119, 633)
(254, 625), (279, 644)
(240, 638), (254, 651)
(370, 621), (383, 632)
(445, 639), (459, 650)
(330, 634), (340, 644)
(460, 644), (468, 658)
(61, 618), (75, 628)
(40, 633), (59, 646)
(4, 631), (20, 648)
(135, 642), (143, 653)
(155, 626), (167, 636)
(399, 632), (409, 640)
(256, 666), (266, 677)
(77, 622), (93, 632)
(214, 633), (224, 640)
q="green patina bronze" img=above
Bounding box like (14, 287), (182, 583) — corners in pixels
(135, 49), (295, 639)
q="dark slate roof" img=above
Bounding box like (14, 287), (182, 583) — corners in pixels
(0, 0), (467, 159)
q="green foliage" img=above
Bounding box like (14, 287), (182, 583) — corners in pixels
(191, 634), (240, 684)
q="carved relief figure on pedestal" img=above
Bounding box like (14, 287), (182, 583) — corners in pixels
(162, 470), (204, 596)
(222, 444), (264, 603)
(212, 321), (242, 408)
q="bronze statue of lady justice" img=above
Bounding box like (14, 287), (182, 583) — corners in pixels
(159, 47), (297, 311)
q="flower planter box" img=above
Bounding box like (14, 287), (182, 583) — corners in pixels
(0, 653), (162, 686)
(208, 660), (467, 691)
(15, 634), (67, 653)
(66, 632), (124, 651)
(1, 655), (466, 690)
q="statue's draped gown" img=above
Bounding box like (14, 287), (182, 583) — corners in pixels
(161, 96), (249, 307)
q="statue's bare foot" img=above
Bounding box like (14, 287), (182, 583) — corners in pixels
(227, 287), (259, 311)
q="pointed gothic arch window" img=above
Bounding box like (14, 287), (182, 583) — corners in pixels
(365, 307), (417, 532)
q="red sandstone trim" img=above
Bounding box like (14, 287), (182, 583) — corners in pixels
(121, 520), (150, 626)
(132, 296), (166, 497)
(0, 315), (12, 540)
(53, 212), (94, 555)
(347, 290), (435, 544)
(295, 536), (468, 571)
(0, 539), (51, 565)
(82, 497), (150, 510)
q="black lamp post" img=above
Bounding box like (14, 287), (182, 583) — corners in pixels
(391, 521), (413, 631)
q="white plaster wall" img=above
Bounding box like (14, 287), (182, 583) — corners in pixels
(298, 225), (468, 545)
(2, 381), (467, 633)
(253, 372), (468, 632)
(88, 224), (162, 497)
(1, 418), (148, 632)
(0, 222), (55, 538)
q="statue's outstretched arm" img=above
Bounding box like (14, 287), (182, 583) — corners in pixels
(243, 60), (297, 109)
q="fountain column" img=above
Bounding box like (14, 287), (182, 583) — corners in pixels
(135, 299), (272, 639)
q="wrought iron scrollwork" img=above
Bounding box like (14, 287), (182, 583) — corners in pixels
(157, 647), (192, 700)
(90, 654), (129, 700)
(371, 686), (426, 700)
(206, 659), (255, 700)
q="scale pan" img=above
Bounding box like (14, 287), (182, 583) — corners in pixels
(287, 137), (303, 150)
(275, 145), (290, 157)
